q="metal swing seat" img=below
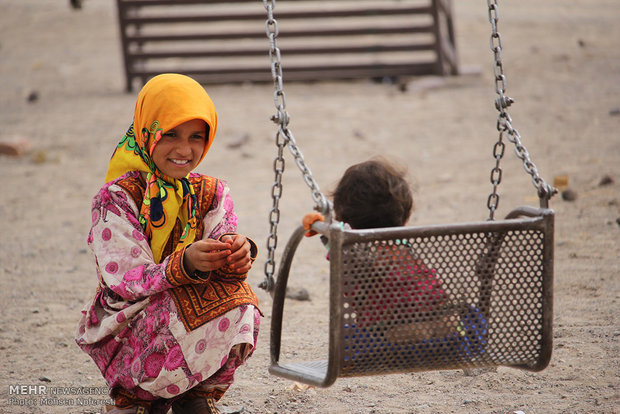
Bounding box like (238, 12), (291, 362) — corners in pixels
(260, 0), (556, 387)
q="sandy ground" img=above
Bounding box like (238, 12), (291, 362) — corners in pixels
(0, 1), (619, 413)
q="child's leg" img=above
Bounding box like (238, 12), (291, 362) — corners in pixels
(194, 341), (256, 399)
(179, 309), (260, 400)
(172, 313), (259, 414)
(83, 297), (259, 413)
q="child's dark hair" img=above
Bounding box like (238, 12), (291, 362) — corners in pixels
(332, 157), (413, 229)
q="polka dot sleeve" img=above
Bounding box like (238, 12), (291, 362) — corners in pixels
(88, 183), (187, 301)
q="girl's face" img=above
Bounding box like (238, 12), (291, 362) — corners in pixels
(151, 118), (207, 179)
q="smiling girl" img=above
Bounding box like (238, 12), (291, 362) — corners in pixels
(76, 74), (260, 414)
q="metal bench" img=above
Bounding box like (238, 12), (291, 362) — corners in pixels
(115, 0), (459, 91)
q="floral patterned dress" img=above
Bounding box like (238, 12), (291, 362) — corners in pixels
(75, 171), (260, 407)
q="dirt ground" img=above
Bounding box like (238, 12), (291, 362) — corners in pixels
(0, 1), (619, 413)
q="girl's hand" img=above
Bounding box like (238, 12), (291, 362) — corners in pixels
(220, 234), (253, 274)
(184, 239), (232, 274)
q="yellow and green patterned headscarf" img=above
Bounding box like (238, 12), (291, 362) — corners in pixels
(105, 74), (218, 263)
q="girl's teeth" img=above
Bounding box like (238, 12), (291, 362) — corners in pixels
(171, 159), (189, 165)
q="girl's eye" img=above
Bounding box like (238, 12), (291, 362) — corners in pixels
(163, 132), (176, 138)
(191, 134), (206, 140)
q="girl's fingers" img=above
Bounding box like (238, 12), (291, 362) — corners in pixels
(227, 260), (252, 274)
(226, 245), (248, 262)
(208, 257), (229, 269)
(197, 239), (231, 252)
(229, 255), (251, 267)
(205, 248), (231, 260)
(191, 236), (255, 273)
(230, 235), (247, 251)
(226, 237), (250, 260)
(227, 252), (253, 273)
(194, 255), (229, 272)
(186, 239), (233, 272)
(198, 240), (232, 259)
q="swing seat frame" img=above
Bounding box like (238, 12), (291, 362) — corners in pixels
(269, 206), (554, 387)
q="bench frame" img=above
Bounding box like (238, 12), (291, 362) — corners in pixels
(116, 0), (459, 91)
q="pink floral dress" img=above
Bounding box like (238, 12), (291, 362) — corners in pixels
(75, 171), (260, 408)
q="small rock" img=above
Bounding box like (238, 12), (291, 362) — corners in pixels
(463, 366), (496, 376)
(353, 129), (366, 140)
(577, 39), (586, 47)
(39, 376), (52, 382)
(616, 217), (620, 227)
(285, 382), (313, 392)
(285, 287), (310, 301)
(27, 91), (39, 103)
(609, 107), (620, 117)
(598, 175), (614, 186)
(218, 405), (244, 414)
(561, 189), (578, 201)
(31, 150), (48, 164)
(226, 133), (249, 149)
(0, 139), (31, 157)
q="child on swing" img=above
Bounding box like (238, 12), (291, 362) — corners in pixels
(76, 74), (260, 414)
(302, 157), (486, 355)
(303, 157), (453, 343)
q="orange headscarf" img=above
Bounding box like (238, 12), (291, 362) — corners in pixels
(105, 74), (218, 263)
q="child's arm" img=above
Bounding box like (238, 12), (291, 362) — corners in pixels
(88, 184), (210, 301)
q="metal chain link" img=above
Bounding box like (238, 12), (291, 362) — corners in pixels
(486, 0), (557, 220)
(260, 0), (329, 291)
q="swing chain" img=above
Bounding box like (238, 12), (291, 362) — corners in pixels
(261, 0), (329, 291)
(261, 128), (286, 291)
(486, 0), (557, 220)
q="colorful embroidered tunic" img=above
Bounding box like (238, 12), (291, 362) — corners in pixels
(75, 171), (259, 402)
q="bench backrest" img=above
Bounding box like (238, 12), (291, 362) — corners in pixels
(116, 0), (458, 91)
